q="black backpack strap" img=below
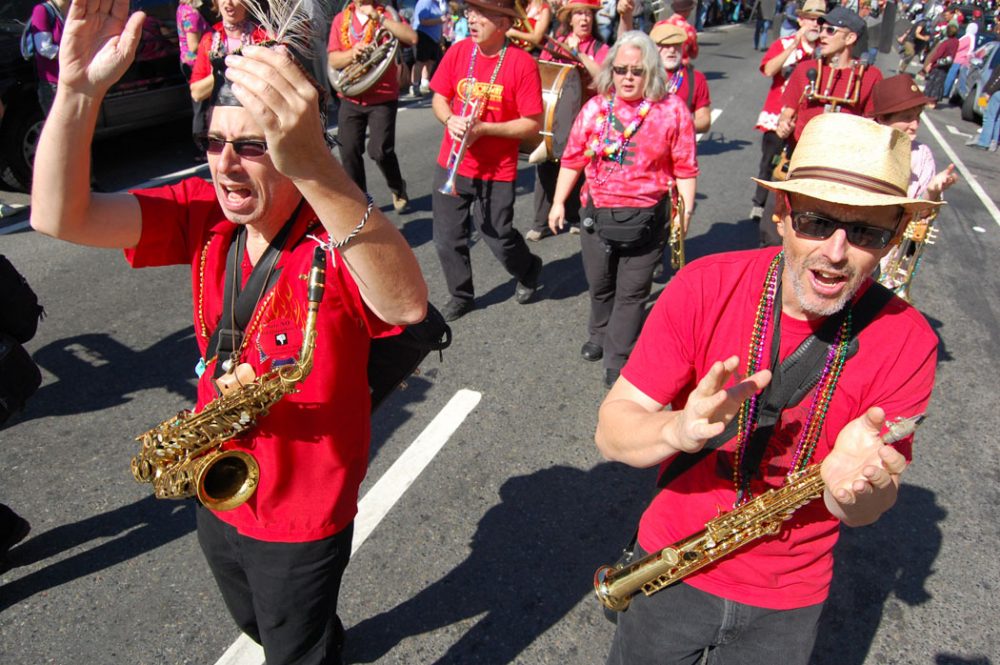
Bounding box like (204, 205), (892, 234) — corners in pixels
(685, 64), (695, 111)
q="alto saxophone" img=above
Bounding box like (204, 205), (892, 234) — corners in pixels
(668, 194), (686, 271)
(594, 414), (925, 612)
(130, 247), (327, 511)
(878, 210), (939, 303)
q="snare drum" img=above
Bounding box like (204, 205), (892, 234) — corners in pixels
(520, 61), (583, 163)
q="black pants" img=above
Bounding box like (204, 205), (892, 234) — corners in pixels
(580, 221), (666, 373)
(197, 507), (353, 665)
(337, 98), (406, 196)
(752, 130), (785, 208)
(531, 160), (583, 232)
(432, 165), (537, 303)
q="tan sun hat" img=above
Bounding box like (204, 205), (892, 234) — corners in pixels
(752, 114), (941, 213)
(557, 0), (601, 21)
(650, 21), (687, 46)
(798, 0), (826, 18)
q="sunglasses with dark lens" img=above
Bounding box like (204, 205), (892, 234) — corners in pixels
(611, 65), (645, 77)
(790, 211), (896, 249)
(196, 136), (269, 158)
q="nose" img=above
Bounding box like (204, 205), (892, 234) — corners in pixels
(820, 228), (850, 264)
(216, 142), (242, 172)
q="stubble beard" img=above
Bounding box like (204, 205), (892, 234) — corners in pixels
(783, 243), (862, 318)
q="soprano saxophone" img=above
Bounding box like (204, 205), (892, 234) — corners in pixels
(130, 247), (327, 511)
(594, 414), (925, 612)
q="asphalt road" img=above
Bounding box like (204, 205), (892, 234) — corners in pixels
(2, 23), (999, 665)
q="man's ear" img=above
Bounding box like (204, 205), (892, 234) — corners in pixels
(845, 31), (858, 47)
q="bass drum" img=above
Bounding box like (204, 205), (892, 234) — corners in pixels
(520, 61), (583, 163)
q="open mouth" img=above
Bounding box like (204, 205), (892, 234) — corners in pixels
(809, 268), (848, 296)
(219, 184), (254, 212)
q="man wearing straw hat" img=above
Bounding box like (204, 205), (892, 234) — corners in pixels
(597, 113), (938, 664)
(429, 0), (544, 321)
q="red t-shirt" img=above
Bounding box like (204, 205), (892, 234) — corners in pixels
(780, 59), (883, 142)
(327, 4), (401, 105)
(431, 38), (543, 182)
(622, 248), (937, 610)
(755, 36), (815, 132)
(125, 178), (394, 543)
(190, 23), (269, 84)
(669, 66), (710, 113)
(561, 94), (699, 209)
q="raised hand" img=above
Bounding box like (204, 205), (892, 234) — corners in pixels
(59, 0), (146, 97)
(670, 356), (771, 454)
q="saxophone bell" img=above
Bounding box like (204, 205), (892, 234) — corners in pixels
(196, 449), (261, 512)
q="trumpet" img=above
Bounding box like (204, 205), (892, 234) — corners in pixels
(439, 96), (485, 197)
(669, 194), (686, 271)
(878, 209), (939, 302)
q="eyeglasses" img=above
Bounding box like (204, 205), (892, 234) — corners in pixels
(820, 25), (846, 36)
(790, 211), (897, 249)
(196, 136), (269, 158)
(611, 65), (645, 77)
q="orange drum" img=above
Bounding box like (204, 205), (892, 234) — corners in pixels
(520, 60), (583, 163)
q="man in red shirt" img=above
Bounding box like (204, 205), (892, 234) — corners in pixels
(776, 6), (883, 144)
(29, 1), (428, 663)
(597, 113), (938, 665)
(749, 0), (823, 222)
(430, 0), (544, 321)
(649, 22), (712, 133)
(328, 0), (417, 213)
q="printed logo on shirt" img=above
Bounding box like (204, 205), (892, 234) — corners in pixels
(457, 78), (504, 113)
(258, 318), (303, 366)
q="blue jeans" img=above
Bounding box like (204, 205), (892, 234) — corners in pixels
(754, 18), (772, 50)
(978, 92), (1000, 147)
(943, 62), (961, 100)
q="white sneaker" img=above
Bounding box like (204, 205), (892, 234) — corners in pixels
(749, 205), (764, 221)
(419, 81), (431, 95)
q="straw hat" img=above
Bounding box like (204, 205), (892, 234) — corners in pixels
(753, 114), (941, 213)
(869, 74), (935, 117)
(650, 21), (687, 46)
(797, 0), (826, 18)
(466, 0), (521, 18)
(558, 0), (601, 21)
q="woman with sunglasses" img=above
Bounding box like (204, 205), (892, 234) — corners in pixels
(548, 31), (698, 387)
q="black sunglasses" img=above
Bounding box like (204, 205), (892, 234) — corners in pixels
(790, 211), (897, 249)
(611, 65), (645, 77)
(195, 136), (269, 158)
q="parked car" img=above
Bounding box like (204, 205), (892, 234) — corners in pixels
(959, 40), (1000, 122)
(0, 0), (191, 192)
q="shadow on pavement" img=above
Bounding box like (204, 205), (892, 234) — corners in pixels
(346, 463), (655, 664)
(812, 484), (946, 665)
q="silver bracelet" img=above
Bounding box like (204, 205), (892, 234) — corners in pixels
(309, 193), (375, 251)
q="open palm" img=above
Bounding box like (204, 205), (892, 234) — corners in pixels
(59, 0), (146, 96)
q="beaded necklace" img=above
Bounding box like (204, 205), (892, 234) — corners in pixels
(341, 3), (387, 48)
(459, 40), (509, 120)
(665, 67), (685, 95)
(731, 252), (854, 507)
(585, 96), (652, 185)
(210, 21), (256, 58)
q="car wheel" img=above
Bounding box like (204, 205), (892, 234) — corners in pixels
(961, 84), (979, 123)
(0, 96), (45, 193)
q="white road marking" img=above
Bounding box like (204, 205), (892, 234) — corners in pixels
(213, 388), (483, 665)
(973, 226), (986, 233)
(696, 108), (724, 143)
(923, 114), (1000, 229)
(945, 124), (974, 138)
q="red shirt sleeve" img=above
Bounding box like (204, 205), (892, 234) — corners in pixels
(189, 31), (214, 83)
(780, 61), (808, 109)
(429, 41), (460, 100)
(759, 38), (786, 74)
(125, 178), (218, 268)
(328, 12), (347, 53)
(860, 67), (884, 116)
(692, 70), (711, 111)
(513, 52), (544, 118)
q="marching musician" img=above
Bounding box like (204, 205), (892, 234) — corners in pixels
(506, 0), (553, 51)
(776, 6), (883, 145)
(328, 0), (418, 213)
(749, 0), (823, 223)
(526, 0), (609, 242)
(430, 0), (544, 322)
(548, 31), (698, 387)
(189, 0), (266, 103)
(596, 113), (938, 664)
(29, 1), (427, 662)
(649, 22), (712, 133)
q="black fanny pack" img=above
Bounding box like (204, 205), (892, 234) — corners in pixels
(588, 198), (668, 251)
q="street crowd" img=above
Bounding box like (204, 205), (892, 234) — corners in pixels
(1, 0), (998, 663)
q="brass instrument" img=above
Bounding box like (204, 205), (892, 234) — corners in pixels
(668, 194), (686, 271)
(131, 247), (327, 511)
(878, 210), (939, 303)
(439, 96), (485, 197)
(331, 26), (399, 98)
(594, 414), (925, 612)
(805, 57), (868, 111)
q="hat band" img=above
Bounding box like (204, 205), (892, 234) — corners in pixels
(788, 166), (906, 197)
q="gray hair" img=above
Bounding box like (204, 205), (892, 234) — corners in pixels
(594, 30), (667, 101)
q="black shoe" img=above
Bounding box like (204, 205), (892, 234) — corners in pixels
(515, 255), (543, 304)
(581, 342), (603, 362)
(441, 298), (475, 322)
(0, 505), (30, 575)
(603, 367), (620, 388)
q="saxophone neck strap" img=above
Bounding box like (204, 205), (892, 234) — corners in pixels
(208, 199), (306, 378)
(655, 278), (894, 490)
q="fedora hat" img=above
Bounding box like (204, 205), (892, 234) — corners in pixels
(466, 0), (521, 18)
(558, 0), (601, 20)
(650, 21), (687, 45)
(797, 0), (826, 17)
(753, 114), (941, 213)
(869, 74), (935, 117)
